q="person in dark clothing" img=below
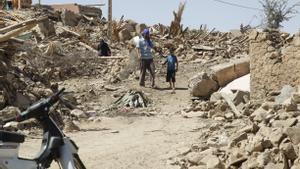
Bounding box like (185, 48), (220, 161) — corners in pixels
(163, 47), (178, 94)
(6, 0), (13, 10)
(97, 39), (111, 56)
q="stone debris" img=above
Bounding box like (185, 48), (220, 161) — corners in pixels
(112, 90), (150, 108)
(171, 85), (300, 169)
(3, 5), (299, 169)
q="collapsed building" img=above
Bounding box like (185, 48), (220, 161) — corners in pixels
(249, 30), (300, 100)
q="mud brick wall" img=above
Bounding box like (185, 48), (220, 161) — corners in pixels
(249, 30), (300, 100)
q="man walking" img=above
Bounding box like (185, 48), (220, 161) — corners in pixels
(136, 28), (156, 88)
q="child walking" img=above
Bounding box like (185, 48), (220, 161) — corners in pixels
(163, 47), (178, 94)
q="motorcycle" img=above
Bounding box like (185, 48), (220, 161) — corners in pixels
(0, 88), (86, 169)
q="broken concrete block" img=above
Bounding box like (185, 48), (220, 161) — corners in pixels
(280, 142), (298, 161)
(229, 132), (248, 147)
(201, 154), (224, 169)
(189, 72), (218, 98)
(250, 107), (269, 122)
(210, 57), (249, 87)
(265, 163), (285, 169)
(257, 151), (271, 166)
(3, 121), (22, 130)
(238, 123), (260, 134)
(285, 127), (300, 144)
(258, 127), (286, 146)
(291, 93), (300, 104)
(0, 106), (20, 119)
(272, 118), (298, 128)
(283, 99), (298, 112)
(70, 109), (87, 118)
(187, 152), (206, 166)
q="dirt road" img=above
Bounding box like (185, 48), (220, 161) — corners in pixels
(19, 63), (206, 169)
(20, 115), (210, 169)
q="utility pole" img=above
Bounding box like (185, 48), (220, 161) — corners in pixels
(108, 0), (112, 40)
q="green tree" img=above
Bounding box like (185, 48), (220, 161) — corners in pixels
(260, 0), (300, 29)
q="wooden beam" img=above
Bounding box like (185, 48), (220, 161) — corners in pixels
(60, 27), (81, 37)
(78, 42), (97, 53)
(85, 4), (105, 7)
(97, 56), (126, 59)
(0, 17), (48, 34)
(0, 23), (37, 43)
(107, 0), (112, 40)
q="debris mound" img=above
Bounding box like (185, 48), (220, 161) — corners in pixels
(113, 90), (150, 108)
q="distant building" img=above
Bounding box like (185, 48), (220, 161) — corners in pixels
(50, 3), (102, 17)
(12, 0), (32, 9)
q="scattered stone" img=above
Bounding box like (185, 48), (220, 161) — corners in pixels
(232, 90), (250, 106)
(3, 121), (21, 130)
(285, 127), (300, 144)
(182, 111), (207, 118)
(64, 119), (80, 132)
(272, 118), (298, 128)
(229, 132), (248, 147)
(0, 106), (20, 119)
(238, 123), (259, 134)
(291, 93), (300, 104)
(189, 72), (218, 98)
(200, 154), (224, 169)
(280, 142), (298, 161)
(104, 85), (119, 91)
(275, 85), (296, 104)
(70, 109), (88, 118)
(265, 163), (285, 169)
(283, 99), (298, 111)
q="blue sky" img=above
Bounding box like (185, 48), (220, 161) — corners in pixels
(33, 0), (300, 33)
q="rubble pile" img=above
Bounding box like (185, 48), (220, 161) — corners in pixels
(1, 5), (251, 133)
(113, 90), (150, 108)
(170, 86), (300, 169)
(1, 7), (252, 83)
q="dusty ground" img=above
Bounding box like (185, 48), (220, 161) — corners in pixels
(19, 63), (209, 169)
(20, 115), (212, 169)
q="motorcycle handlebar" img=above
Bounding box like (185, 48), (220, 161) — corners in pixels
(48, 88), (66, 105)
(2, 88), (66, 124)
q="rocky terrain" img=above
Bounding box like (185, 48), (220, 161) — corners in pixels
(1, 5), (300, 169)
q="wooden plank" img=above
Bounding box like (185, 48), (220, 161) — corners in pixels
(0, 17), (47, 34)
(97, 56), (126, 59)
(78, 42), (97, 53)
(0, 23), (37, 43)
(60, 27), (81, 37)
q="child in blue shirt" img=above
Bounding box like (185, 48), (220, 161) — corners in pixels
(163, 47), (178, 94)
